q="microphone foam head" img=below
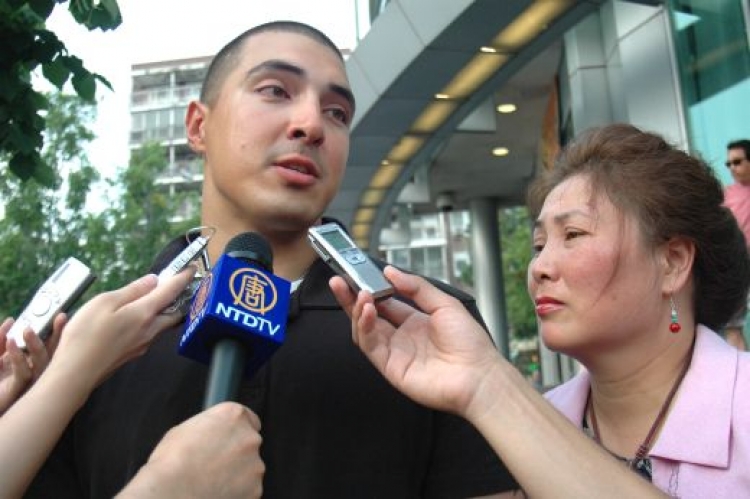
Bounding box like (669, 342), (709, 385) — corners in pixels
(225, 232), (273, 271)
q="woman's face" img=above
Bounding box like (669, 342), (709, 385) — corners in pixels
(527, 175), (665, 360)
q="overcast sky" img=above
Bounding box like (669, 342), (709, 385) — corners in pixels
(46, 0), (363, 181)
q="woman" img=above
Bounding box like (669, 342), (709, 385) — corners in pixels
(330, 124), (750, 497)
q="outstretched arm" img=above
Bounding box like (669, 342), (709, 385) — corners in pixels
(330, 265), (666, 498)
(0, 269), (195, 499)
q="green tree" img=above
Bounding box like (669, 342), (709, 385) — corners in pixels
(0, 91), (100, 316)
(0, 0), (121, 185)
(499, 206), (536, 339)
(459, 206), (537, 341)
(0, 91), (201, 317)
(94, 142), (200, 292)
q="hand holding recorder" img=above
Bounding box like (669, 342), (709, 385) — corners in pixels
(0, 268), (196, 499)
(51, 268), (198, 390)
(7, 257), (96, 349)
(329, 264), (497, 418)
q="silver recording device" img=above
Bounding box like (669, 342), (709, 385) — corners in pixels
(308, 222), (394, 300)
(160, 229), (214, 315)
(8, 257), (96, 349)
(157, 234), (211, 283)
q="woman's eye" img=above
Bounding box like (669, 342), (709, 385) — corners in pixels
(565, 230), (584, 241)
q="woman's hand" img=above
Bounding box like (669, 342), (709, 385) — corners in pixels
(329, 265), (502, 418)
(0, 317), (61, 414)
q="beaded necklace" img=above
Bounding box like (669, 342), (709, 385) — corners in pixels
(586, 342), (693, 475)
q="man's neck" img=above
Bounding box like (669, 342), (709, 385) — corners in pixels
(267, 236), (319, 281)
(203, 222), (318, 280)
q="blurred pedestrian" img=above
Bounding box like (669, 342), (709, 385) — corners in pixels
(723, 139), (750, 350)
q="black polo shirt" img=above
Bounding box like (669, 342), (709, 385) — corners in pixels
(28, 232), (517, 498)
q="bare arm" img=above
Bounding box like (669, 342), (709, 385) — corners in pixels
(0, 270), (194, 499)
(330, 266), (666, 498)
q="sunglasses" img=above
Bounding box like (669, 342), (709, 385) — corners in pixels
(726, 158), (746, 168)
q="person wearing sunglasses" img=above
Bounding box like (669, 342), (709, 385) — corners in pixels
(723, 139), (750, 351)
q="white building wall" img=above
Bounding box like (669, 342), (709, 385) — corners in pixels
(563, 0), (688, 149)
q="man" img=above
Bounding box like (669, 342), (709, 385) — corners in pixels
(28, 22), (516, 497)
(723, 139), (750, 351)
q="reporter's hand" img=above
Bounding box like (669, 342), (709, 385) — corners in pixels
(118, 402), (265, 499)
(0, 317), (60, 413)
(329, 265), (502, 419)
(48, 268), (196, 390)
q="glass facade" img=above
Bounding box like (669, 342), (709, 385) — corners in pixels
(669, 0), (750, 183)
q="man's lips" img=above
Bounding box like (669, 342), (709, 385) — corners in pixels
(273, 155), (320, 178)
(271, 155), (321, 187)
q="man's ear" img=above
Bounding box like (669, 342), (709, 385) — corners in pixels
(662, 236), (695, 294)
(186, 101), (208, 153)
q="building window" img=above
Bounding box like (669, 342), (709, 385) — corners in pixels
(669, 0), (750, 182)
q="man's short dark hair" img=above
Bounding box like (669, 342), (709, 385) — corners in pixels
(728, 139), (750, 159)
(200, 21), (344, 106)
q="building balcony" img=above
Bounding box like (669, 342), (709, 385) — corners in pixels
(130, 84), (201, 110)
(130, 124), (188, 145)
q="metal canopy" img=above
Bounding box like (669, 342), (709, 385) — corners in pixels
(332, 0), (605, 249)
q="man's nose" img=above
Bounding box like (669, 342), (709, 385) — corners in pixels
(287, 98), (324, 146)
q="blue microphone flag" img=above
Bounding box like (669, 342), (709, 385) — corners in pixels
(179, 253), (290, 377)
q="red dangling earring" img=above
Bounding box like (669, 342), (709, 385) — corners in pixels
(669, 297), (681, 333)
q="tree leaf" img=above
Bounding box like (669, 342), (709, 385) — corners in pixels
(67, 0), (90, 26)
(7, 125), (38, 154)
(42, 57), (70, 89)
(29, 28), (64, 65)
(99, 0), (122, 27)
(60, 54), (84, 72)
(72, 72), (96, 101)
(93, 72), (113, 91)
(31, 90), (49, 109)
(9, 152), (35, 181)
(28, 0), (56, 19)
(67, 0), (122, 31)
(1, 0), (122, 183)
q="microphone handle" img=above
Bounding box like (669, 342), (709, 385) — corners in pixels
(203, 338), (248, 409)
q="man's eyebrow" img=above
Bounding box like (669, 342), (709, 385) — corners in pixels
(245, 59), (356, 114)
(245, 59), (304, 80)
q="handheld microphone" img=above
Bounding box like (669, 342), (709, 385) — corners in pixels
(178, 233), (290, 408)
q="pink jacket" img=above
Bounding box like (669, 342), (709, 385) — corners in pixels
(545, 326), (750, 497)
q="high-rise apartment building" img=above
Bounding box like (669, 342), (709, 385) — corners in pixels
(129, 56), (211, 220)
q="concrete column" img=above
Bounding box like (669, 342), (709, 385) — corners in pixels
(469, 197), (509, 358)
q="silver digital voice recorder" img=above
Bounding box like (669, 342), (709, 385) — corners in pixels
(8, 257), (96, 349)
(308, 222), (394, 300)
